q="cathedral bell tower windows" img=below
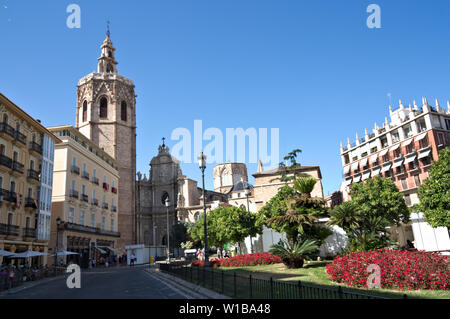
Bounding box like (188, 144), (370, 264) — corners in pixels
(82, 101), (88, 122)
(100, 97), (108, 119)
(121, 101), (127, 122)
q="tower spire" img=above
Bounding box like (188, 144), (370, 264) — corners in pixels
(107, 20), (110, 38)
(97, 25), (118, 74)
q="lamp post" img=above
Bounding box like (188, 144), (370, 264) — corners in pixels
(244, 186), (253, 254)
(165, 197), (170, 264)
(198, 152), (209, 267)
(54, 217), (61, 276)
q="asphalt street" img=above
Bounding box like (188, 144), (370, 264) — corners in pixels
(1, 265), (187, 299)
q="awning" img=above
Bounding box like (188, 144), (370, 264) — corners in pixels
(353, 175), (361, 183)
(418, 150), (431, 160)
(404, 155), (417, 164)
(402, 139), (413, 147)
(369, 154), (378, 164)
(344, 179), (352, 186)
(362, 171), (371, 180)
(95, 247), (107, 254)
(106, 247), (121, 255)
(351, 162), (359, 171)
(390, 144), (400, 152)
(381, 164), (392, 173)
(379, 149), (389, 157)
(372, 167), (381, 176)
(360, 158), (368, 167)
(392, 159), (404, 169)
(415, 132), (427, 142)
(343, 166), (350, 174)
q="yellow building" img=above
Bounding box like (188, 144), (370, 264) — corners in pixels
(48, 125), (120, 268)
(0, 93), (61, 267)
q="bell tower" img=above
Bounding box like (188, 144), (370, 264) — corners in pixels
(75, 30), (137, 250)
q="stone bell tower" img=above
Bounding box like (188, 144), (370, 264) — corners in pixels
(75, 30), (137, 250)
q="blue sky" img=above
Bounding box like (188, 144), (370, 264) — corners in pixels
(1, 1), (450, 194)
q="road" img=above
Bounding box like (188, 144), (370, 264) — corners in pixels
(2, 265), (187, 299)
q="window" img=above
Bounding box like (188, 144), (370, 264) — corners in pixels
(352, 156), (358, 162)
(0, 144), (5, 155)
(392, 131), (400, 143)
(370, 146), (378, 154)
(416, 118), (427, 132)
(404, 194), (412, 206)
(410, 160), (418, 170)
(419, 135), (429, 149)
(121, 101), (127, 121)
(437, 133), (445, 145)
(69, 207), (75, 223)
(446, 119), (450, 130)
(93, 169), (96, 179)
(406, 143), (415, 154)
(91, 214), (95, 228)
(344, 154), (349, 165)
(102, 195), (106, 205)
(81, 185), (86, 195)
(80, 211), (85, 226)
(403, 125), (412, 138)
(82, 101), (87, 122)
(383, 154), (390, 163)
(361, 152), (368, 158)
(414, 175), (421, 187)
(2, 114), (7, 124)
(161, 192), (169, 205)
(7, 213), (13, 225)
(100, 97), (108, 118)
(82, 163), (86, 174)
(101, 217), (106, 231)
(111, 219), (114, 232)
(380, 137), (388, 148)
(10, 181), (15, 193)
(400, 178), (408, 190)
(72, 157), (76, 166)
(394, 149), (401, 159)
(70, 180), (75, 192)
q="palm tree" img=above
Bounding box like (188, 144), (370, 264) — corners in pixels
(293, 176), (317, 197)
(327, 201), (360, 232)
(269, 239), (319, 268)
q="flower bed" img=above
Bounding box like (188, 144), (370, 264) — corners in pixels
(326, 249), (450, 290)
(191, 253), (282, 268)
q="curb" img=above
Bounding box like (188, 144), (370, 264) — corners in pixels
(0, 275), (64, 296)
(145, 268), (231, 299)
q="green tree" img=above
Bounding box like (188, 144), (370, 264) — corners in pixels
(272, 149), (309, 183)
(261, 177), (330, 245)
(417, 147), (450, 228)
(269, 239), (319, 269)
(188, 206), (264, 249)
(327, 201), (360, 233)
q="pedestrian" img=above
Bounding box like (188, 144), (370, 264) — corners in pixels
(92, 258), (96, 268)
(217, 248), (221, 259)
(221, 249), (225, 259)
(130, 253), (135, 267)
(196, 248), (201, 260)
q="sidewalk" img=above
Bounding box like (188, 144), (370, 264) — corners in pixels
(145, 266), (230, 299)
(0, 275), (64, 297)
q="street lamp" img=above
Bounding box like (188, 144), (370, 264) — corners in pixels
(165, 197), (170, 264)
(244, 185), (253, 254)
(54, 217), (61, 275)
(197, 152), (209, 267)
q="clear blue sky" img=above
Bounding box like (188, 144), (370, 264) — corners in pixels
(1, 1), (450, 194)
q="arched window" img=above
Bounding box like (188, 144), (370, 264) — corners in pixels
(106, 64), (113, 73)
(99, 97), (108, 119)
(121, 101), (127, 121)
(82, 101), (88, 122)
(161, 192), (169, 205)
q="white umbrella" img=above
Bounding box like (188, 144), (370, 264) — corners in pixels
(50, 251), (80, 257)
(0, 249), (16, 257)
(12, 250), (48, 258)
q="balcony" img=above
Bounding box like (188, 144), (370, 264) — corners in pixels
(27, 169), (40, 183)
(11, 161), (24, 175)
(71, 165), (80, 175)
(69, 189), (79, 199)
(60, 222), (120, 238)
(81, 194), (89, 203)
(29, 141), (43, 156)
(111, 205), (117, 212)
(102, 183), (109, 191)
(1, 189), (17, 204)
(25, 197), (38, 209)
(0, 122), (15, 140)
(0, 154), (12, 172)
(91, 198), (99, 206)
(92, 176), (99, 185)
(13, 130), (26, 145)
(102, 203), (109, 210)
(23, 227), (37, 239)
(82, 171), (90, 180)
(111, 187), (117, 194)
(0, 224), (20, 237)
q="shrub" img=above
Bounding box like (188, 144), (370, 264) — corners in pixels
(191, 253), (282, 268)
(326, 249), (449, 290)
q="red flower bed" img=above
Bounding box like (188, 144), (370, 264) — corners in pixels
(191, 253), (282, 268)
(326, 249), (450, 290)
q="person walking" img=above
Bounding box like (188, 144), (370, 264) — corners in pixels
(130, 253), (135, 267)
(217, 248), (221, 259)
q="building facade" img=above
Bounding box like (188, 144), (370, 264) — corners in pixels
(0, 93), (60, 266)
(49, 125), (120, 268)
(339, 98), (450, 251)
(75, 33), (136, 250)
